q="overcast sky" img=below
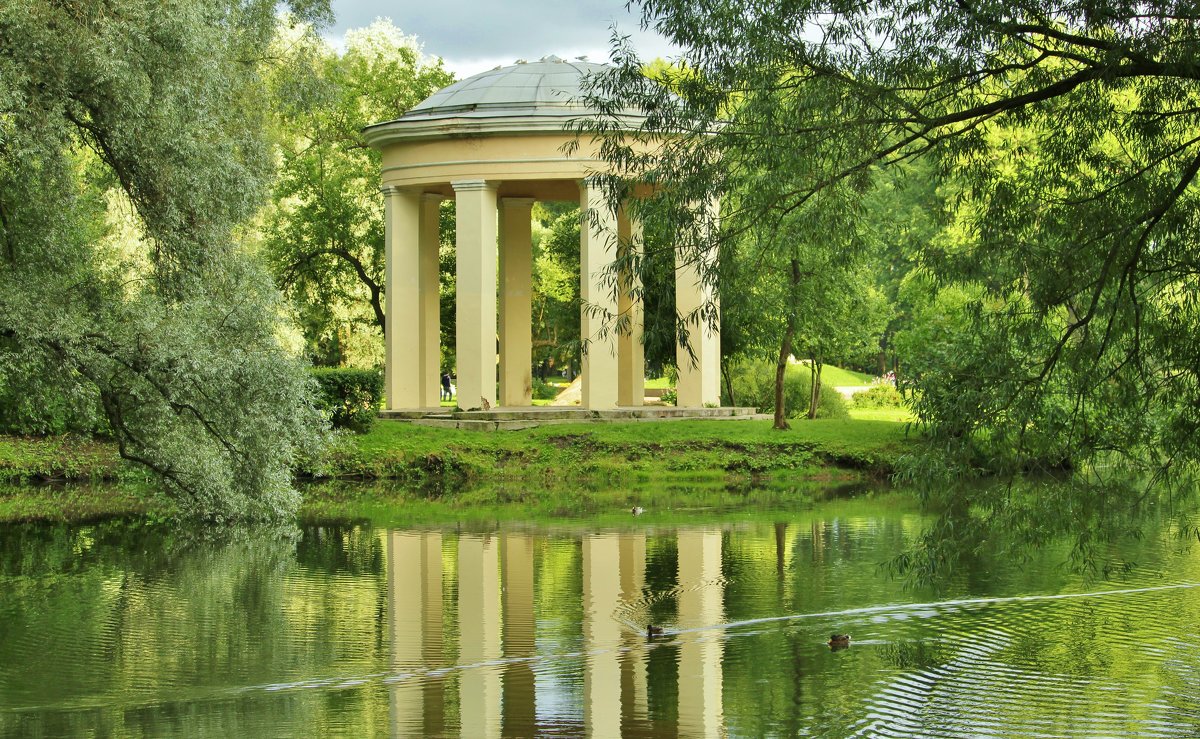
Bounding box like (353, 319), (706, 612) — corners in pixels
(326, 0), (676, 78)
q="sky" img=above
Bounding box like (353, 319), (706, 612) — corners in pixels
(326, 0), (676, 78)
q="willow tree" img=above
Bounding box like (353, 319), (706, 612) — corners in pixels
(0, 1), (330, 521)
(586, 0), (1200, 478)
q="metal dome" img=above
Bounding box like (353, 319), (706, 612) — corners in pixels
(401, 55), (612, 121)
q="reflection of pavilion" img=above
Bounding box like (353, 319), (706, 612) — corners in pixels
(364, 57), (721, 412)
(386, 528), (726, 735)
(386, 532), (445, 737)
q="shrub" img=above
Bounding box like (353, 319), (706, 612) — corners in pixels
(660, 387), (678, 405)
(0, 358), (107, 437)
(852, 384), (905, 408)
(309, 367), (383, 433)
(532, 378), (559, 401)
(723, 361), (848, 419)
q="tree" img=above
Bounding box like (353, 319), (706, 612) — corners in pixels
(0, 0), (331, 521)
(586, 0), (1200, 478)
(261, 20), (452, 366)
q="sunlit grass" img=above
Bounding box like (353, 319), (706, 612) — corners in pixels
(849, 406), (916, 423)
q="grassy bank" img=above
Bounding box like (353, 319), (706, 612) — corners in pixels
(316, 413), (915, 483)
(0, 435), (129, 483)
(0, 411), (917, 523)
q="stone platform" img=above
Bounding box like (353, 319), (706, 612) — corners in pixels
(379, 405), (761, 431)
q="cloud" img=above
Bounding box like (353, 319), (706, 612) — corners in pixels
(327, 0), (675, 76)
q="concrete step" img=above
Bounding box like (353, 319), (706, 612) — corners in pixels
(407, 409), (761, 432)
(452, 407), (592, 421)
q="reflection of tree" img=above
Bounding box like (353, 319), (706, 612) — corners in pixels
(893, 479), (1199, 586)
(0, 522), (389, 734)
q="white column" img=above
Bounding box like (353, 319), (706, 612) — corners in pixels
(501, 533), (536, 735)
(387, 531), (443, 737)
(383, 186), (422, 410)
(583, 534), (622, 738)
(458, 535), (502, 739)
(619, 534), (649, 723)
(453, 180), (499, 410)
(580, 179), (619, 409)
(675, 198), (721, 408)
(499, 198), (534, 407)
(677, 529), (725, 737)
(617, 204), (645, 407)
(420, 195), (443, 408)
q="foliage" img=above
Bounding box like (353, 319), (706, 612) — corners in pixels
(860, 159), (947, 376)
(309, 368), (383, 433)
(532, 204), (583, 371)
(532, 202), (679, 375)
(261, 20), (452, 366)
(724, 362), (849, 419)
(852, 385), (905, 410)
(586, 0), (1200, 480)
(0, 0), (330, 521)
(531, 377), (560, 401)
(585, 60), (890, 427)
(0, 356), (106, 436)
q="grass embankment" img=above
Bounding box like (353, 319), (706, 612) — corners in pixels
(0, 409), (917, 523)
(0, 435), (126, 483)
(316, 412), (915, 483)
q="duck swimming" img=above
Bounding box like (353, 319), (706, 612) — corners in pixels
(828, 634), (851, 648)
(631, 506), (645, 515)
(647, 624), (664, 638)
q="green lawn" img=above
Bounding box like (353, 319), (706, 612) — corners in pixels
(848, 406), (916, 423)
(325, 413), (916, 484)
(815, 364), (876, 386)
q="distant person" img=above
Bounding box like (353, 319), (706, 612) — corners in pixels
(441, 372), (453, 401)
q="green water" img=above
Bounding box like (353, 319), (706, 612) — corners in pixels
(2, 483), (1200, 737)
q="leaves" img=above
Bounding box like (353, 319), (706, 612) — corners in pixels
(0, 0), (332, 521)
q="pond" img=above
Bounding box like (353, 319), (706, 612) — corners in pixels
(2, 483), (1200, 737)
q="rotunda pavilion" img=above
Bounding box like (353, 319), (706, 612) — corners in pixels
(363, 55), (720, 412)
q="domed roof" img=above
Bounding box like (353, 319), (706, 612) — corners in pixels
(404, 55), (611, 120)
(363, 55), (647, 147)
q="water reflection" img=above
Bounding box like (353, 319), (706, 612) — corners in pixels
(386, 531), (443, 736)
(3, 489), (1200, 737)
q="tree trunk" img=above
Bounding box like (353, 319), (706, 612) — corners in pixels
(721, 358), (736, 407)
(808, 357), (823, 420)
(774, 322), (793, 430)
(775, 257), (802, 430)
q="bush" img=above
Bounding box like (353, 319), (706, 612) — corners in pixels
(723, 361), (848, 419)
(532, 378), (559, 401)
(0, 358), (107, 437)
(852, 384), (905, 408)
(310, 367), (383, 433)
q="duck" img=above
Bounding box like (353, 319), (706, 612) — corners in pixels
(631, 506), (645, 515)
(647, 624), (665, 638)
(828, 633), (851, 648)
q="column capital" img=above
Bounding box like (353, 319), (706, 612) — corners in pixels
(381, 184), (422, 198)
(501, 197), (536, 208)
(451, 179), (499, 193)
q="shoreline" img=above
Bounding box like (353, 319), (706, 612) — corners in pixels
(0, 416), (916, 523)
